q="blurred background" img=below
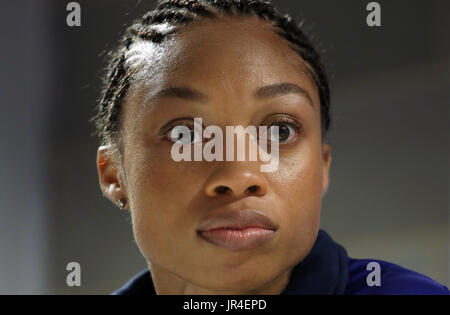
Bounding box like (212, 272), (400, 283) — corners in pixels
(0, 0), (448, 294)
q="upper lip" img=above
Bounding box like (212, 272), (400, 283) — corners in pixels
(197, 209), (278, 232)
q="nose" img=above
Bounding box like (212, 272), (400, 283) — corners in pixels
(204, 165), (268, 198)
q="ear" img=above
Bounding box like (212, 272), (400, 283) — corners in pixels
(96, 145), (128, 209)
(321, 143), (332, 196)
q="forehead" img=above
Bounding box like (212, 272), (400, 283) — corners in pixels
(124, 15), (318, 109)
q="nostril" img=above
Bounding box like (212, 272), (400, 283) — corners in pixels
(214, 186), (231, 195)
(246, 185), (260, 194)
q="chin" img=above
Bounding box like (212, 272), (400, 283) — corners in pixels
(195, 263), (282, 294)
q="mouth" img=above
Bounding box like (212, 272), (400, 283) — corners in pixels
(196, 209), (278, 251)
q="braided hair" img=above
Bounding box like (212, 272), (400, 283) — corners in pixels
(93, 0), (331, 154)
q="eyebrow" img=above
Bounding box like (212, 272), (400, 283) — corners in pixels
(156, 86), (209, 102)
(254, 83), (313, 107)
(152, 82), (313, 107)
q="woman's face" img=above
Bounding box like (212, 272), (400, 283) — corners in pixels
(98, 15), (331, 294)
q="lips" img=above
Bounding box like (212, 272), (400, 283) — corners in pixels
(197, 209), (278, 251)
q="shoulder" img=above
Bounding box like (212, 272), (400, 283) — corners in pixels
(112, 269), (155, 295)
(344, 257), (449, 295)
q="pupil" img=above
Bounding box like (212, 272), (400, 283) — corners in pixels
(278, 125), (289, 141)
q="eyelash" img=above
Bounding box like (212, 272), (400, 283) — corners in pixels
(161, 115), (303, 144)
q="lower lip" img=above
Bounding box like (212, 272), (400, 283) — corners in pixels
(198, 227), (276, 251)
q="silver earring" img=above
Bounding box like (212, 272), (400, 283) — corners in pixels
(117, 198), (127, 209)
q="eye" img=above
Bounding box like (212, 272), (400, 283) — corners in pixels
(268, 123), (296, 143)
(261, 115), (303, 144)
(166, 123), (203, 144)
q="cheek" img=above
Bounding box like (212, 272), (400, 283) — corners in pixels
(272, 144), (324, 250)
(125, 146), (206, 261)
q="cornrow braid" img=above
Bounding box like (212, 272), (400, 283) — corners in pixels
(93, 0), (331, 153)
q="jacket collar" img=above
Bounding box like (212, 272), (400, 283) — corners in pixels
(280, 229), (348, 294)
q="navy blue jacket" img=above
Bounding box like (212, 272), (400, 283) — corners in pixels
(113, 230), (449, 295)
